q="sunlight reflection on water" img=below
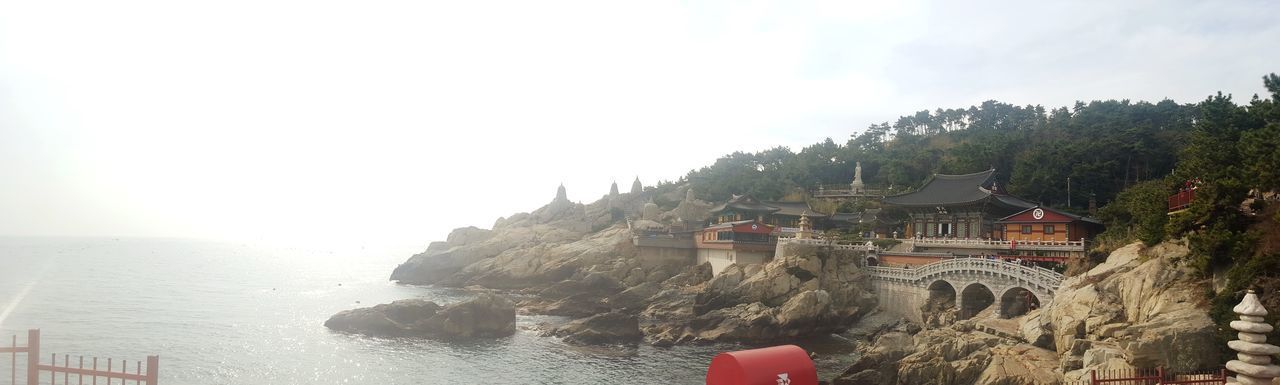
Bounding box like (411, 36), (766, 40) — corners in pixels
(0, 238), (860, 384)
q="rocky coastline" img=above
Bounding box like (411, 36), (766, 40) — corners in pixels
(327, 184), (1238, 384)
(372, 185), (878, 347)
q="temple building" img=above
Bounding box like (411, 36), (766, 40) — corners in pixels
(689, 194), (830, 274)
(878, 169), (1102, 265)
(996, 205), (1103, 243)
(694, 219), (776, 274)
(882, 169), (1037, 239)
(708, 195), (779, 224)
(763, 200), (826, 233)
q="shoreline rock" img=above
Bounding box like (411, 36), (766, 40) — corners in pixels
(324, 293), (517, 339)
(547, 311), (643, 345)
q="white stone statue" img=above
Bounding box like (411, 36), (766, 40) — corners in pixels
(851, 161), (865, 193)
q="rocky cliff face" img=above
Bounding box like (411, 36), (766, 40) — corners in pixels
(641, 243), (877, 345)
(1047, 241), (1222, 380)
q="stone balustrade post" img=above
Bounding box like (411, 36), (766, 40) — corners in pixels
(1226, 289), (1280, 385)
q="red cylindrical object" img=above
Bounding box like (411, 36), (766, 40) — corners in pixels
(705, 345), (817, 385)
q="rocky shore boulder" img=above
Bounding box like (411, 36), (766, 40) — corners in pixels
(548, 311), (643, 345)
(833, 324), (1062, 385)
(324, 294), (516, 339)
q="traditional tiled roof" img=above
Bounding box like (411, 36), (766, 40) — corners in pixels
(763, 201), (826, 217)
(830, 208), (886, 225)
(882, 169), (1036, 211)
(709, 195), (781, 215)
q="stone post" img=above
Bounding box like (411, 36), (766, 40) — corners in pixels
(1226, 289), (1280, 385)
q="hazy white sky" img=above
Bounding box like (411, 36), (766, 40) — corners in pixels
(2, 0), (1277, 251)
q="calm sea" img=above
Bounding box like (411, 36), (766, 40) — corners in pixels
(0, 238), (860, 384)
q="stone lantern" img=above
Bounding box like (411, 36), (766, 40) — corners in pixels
(1226, 289), (1280, 385)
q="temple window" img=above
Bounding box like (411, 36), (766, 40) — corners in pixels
(1044, 225), (1055, 235)
(1021, 225), (1033, 234)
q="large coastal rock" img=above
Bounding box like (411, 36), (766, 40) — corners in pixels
(641, 243), (876, 344)
(833, 325), (1062, 385)
(458, 226), (636, 289)
(390, 195), (597, 285)
(548, 311), (643, 345)
(390, 184), (673, 291)
(1046, 241), (1221, 373)
(324, 294), (516, 339)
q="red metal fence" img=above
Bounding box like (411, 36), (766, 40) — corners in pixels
(1, 330), (158, 385)
(1168, 189), (1196, 211)
(1067, 367), (1227, 385)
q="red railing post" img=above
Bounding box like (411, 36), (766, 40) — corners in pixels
(146, 355), (159, 385)
(1091, 369), (1098, 385)
(25, 330), (38, 385)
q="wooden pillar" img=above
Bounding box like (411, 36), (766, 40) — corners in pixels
(26, 330), (38, 385)
(146, 355), (159, 385)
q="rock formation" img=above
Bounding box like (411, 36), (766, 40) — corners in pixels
(661, 187), (714, 224)
(324, 293), (516, 339)
(390, 187), (602, 286)
(547, 311), (643, 345)
(640, 243), (876, 344)
(1047, 241), (1222, 379)
(383, 181), (884, 352)
(833, 322), (1061, 385)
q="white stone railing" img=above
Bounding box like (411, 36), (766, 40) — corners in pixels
(778, 238), (875, 251)
(866, 257), (1064, 297)
(912, 238), (1086, 252)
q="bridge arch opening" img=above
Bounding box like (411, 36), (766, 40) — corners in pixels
(865, 256), (878, 266)
(922, 280), (957, 324)
(999, 287), (1041, 319)
(959, 283), (995, 320)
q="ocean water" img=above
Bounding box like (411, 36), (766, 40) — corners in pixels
(0, 238), (861, 384)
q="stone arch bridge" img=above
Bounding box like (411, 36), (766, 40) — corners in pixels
(866, 258), (1064, 323)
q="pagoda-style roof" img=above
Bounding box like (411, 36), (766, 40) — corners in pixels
(763, 201), (826, 218)
(882, 169), (1037, 210)
(710, 195), (781, 215)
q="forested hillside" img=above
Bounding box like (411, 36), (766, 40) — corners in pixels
(685, 99), (1196, 210)
(681, 74), (1280, 348)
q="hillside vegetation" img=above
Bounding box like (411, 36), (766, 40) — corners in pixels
(678, 74), (1280, 349)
